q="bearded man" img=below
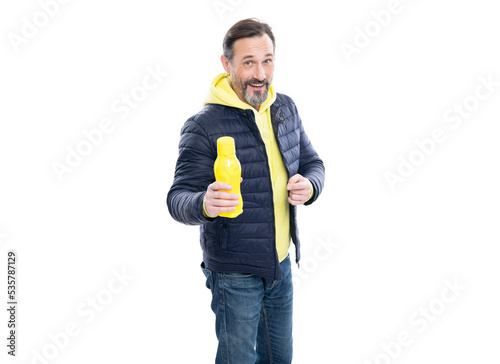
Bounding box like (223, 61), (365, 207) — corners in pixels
(167, 18), (325, 364)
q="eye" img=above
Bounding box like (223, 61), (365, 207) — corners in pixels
(264, 59), (272, 64)
(244, 61), (252, 66)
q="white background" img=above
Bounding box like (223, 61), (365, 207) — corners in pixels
(1, 0), (499, 363)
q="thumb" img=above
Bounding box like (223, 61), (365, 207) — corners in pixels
(287, 174), (302, 189)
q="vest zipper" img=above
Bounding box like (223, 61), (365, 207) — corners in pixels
(242, 109), (281, 281)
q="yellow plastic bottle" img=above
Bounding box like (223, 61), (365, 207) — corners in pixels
(214, 136), (243, 218)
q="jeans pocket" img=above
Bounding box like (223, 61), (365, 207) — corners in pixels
(221, 272), (254, 278)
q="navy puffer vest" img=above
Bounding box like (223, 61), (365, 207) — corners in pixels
(167, 93), (325, 280)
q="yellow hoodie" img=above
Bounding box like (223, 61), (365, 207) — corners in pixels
(204, 73), (291, 262)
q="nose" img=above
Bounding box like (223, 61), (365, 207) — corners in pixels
(254, 64), (265, 81)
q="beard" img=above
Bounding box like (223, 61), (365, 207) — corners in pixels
(232, 76), (271, 106)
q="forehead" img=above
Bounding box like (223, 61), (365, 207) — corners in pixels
(232, 34), (274, 60)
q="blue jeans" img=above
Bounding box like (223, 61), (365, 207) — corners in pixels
(201, 255), (293, 364)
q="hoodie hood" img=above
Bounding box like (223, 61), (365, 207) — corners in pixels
(204, 72), (276, 112)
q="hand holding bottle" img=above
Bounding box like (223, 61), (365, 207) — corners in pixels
(209, 136), (244, 218)
(204, 181), (241, 217)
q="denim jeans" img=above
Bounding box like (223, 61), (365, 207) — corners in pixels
(201, 255), (293, 364)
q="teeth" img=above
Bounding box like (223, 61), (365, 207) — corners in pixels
(250, 83), (263, 87)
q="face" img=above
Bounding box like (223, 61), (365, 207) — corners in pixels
(221, 34), (275, 108)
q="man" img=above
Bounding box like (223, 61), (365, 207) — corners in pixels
(167, 18), (325, 364)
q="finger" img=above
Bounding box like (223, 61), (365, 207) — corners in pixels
(287, 174), (304, 190)
(289, 190), (309, 201)
(287, 184), (309, 194)
(207, 205), (237, 215)
(212, 191), (240, 200)
(288, 174), (302, 184)
(288, 181), (310, 191)
(220, 206), (237, 212)
(209, 198), (240, 207)
(215, 206), (237, 213)
(289, 190), (307, 202)
(288, 196), (303, 206)
(210, 182), (234, 191)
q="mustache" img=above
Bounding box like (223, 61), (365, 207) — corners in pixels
(244, 79), (269, 86)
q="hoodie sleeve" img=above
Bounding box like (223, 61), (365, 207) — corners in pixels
(167, 115), (217, 225)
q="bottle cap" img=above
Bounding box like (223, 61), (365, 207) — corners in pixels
(217, 136), (235, 156)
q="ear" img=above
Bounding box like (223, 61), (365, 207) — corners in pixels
(221, 55), (231, 74)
